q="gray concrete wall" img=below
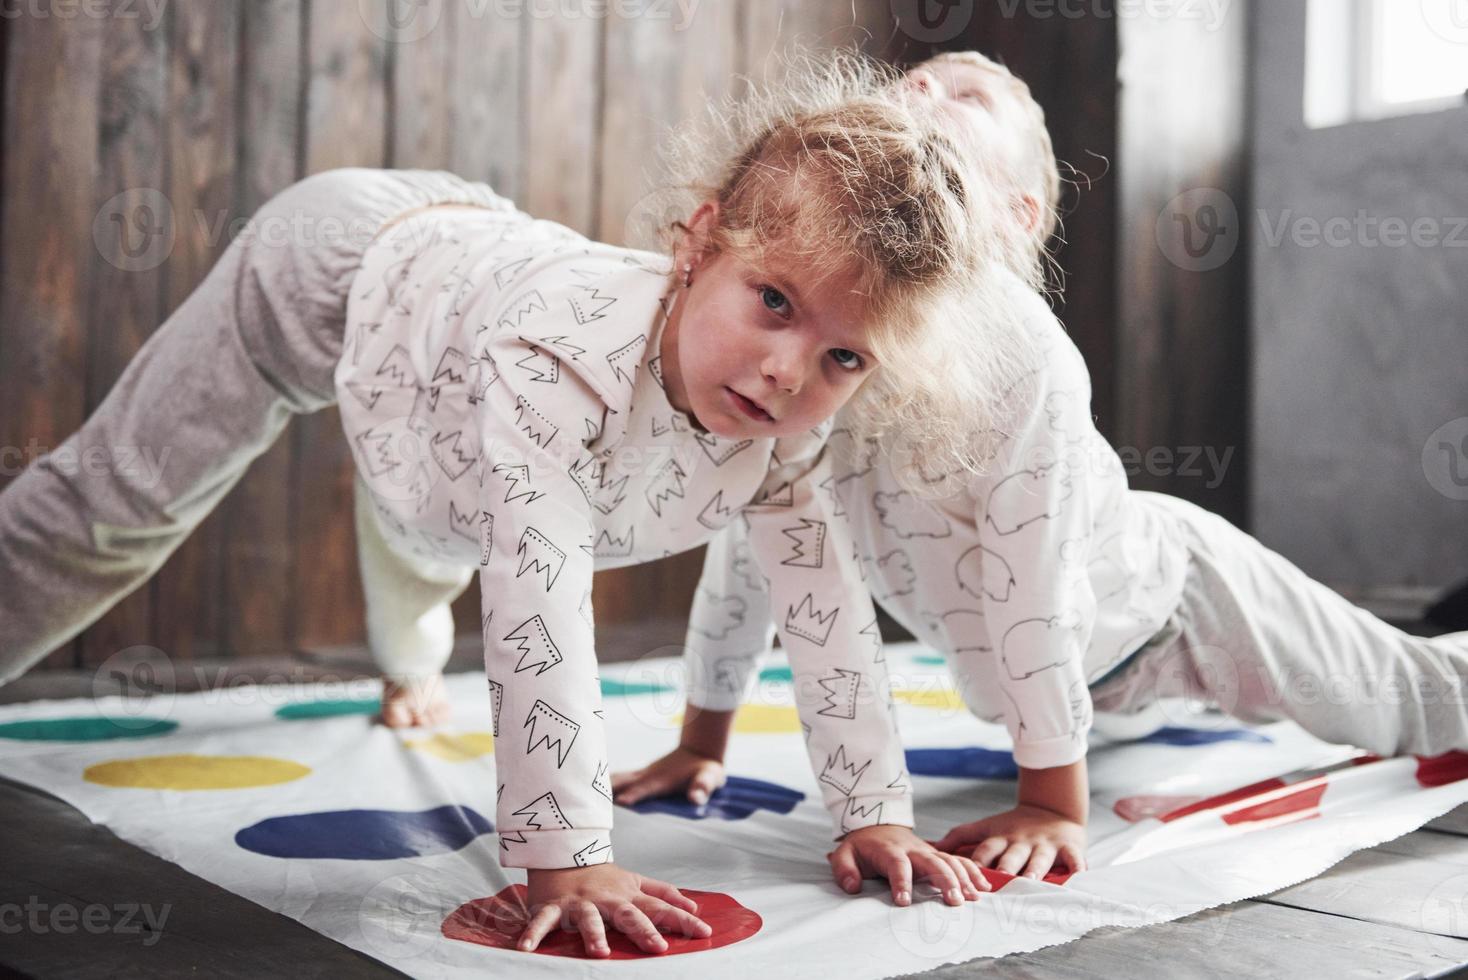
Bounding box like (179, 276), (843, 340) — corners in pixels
(1249, 0), (1468, 597)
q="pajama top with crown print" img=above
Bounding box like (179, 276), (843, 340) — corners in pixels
(334, 203), (913, 869)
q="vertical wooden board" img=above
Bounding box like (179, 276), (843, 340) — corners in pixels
(77, 1), (169, 667)
(451, 1), (523, 198)
(222, 0), (305, 659)
(590, 0), (740, 627)
(389, 0), (453, 170)
(522, 10), (598, 230)
(740, 0), (895, 84)
(293, 0), (389, 651)
(150, 0), (240, 664)
(0, 12), (105, 669)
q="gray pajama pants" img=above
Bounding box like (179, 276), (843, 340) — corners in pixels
(0, 168), (503, 685)
(1089, 490), (1468, 759)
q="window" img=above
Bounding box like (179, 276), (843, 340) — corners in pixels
(1305, 0), (1468, 128)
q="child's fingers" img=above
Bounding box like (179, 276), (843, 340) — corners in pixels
(995, 842), (1034, 877)
(934, 824), (988, 853)
(614, 773), (674, 805)
(954, 852), (992, 892)
(909, 850), (964, 906)
(686, 765), (725, 805)
(1022, 844), (1057, 879)
(878, 850), (914, 906)
(638, 876), (699, 913)
(568, 900), (611, 958)
(517, 902), (564, 952)
(632, 895), (711, 939)
(826, 842), (864, 893)
(969, 836), (1008, 867)
(936, 851), (984, 899)
(1058, 843), (1087, 873)
(609, 903), (669, 954)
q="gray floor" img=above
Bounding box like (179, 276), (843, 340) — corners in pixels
(4, 631), (1468, 978)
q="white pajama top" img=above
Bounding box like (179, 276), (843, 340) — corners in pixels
(334, 201), (913, 869)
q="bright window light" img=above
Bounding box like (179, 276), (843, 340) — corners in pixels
(1305, 0), (1468, 128)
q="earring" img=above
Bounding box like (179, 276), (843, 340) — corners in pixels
(682, 263), (693, 288)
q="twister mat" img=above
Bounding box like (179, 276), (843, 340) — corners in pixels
(3, 642), (1468, 977)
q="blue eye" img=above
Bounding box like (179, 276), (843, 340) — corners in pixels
(830, 348), (864, 371)
(759, 284), (791, 317)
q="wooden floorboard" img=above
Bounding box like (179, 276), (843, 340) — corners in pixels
(910, 901), (1468, 979)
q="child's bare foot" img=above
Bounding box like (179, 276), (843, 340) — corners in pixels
(380, 675), (452, 728)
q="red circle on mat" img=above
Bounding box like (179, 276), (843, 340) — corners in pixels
(442, 885), (762, 959)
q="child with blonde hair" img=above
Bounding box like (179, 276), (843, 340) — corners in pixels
(0, 50), (1034, 954)
(614, 50), (1468, 890)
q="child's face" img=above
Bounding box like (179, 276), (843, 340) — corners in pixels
(902, 58), (1040, 225)
(660, 205), (879, 441)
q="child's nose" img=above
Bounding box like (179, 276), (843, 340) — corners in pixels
(761, 346), (806, 394)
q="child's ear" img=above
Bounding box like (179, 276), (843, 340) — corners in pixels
(677, 199), (719, 270)
(1013, 194), (1042, 236)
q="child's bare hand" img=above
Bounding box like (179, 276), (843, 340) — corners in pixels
(611, 747), (727, 806)
(933, 804), (1088, 879)
(378, 674), (450, 728)
(520, 864), (711, 957)
(827, 824), (990, 907)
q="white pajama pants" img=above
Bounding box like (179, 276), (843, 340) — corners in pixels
(1085, 491), (1468, 758)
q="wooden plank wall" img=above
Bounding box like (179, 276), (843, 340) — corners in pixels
(0, 0), (920, 668)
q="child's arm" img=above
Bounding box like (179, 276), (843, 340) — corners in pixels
(474, 324), (710, 955)
(744, 448), (988, 906)
(939, 318), (1106, 878)
(612, 522), (768, 805)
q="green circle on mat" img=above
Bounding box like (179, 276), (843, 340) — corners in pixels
(600, 678), (674, 697)
(0, 717), (178, 741)
(758, 665), (793, 683)
(276, 698), (379, 720)
(915, 654), (946, 666)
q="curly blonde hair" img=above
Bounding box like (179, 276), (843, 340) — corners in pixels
(648, 46), (1047, 491)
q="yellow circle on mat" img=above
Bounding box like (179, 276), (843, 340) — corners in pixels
(734, 704), (801, 733)
(674, 704), (802, 734)
(893, 688), (966, 710)
(83, 754), (311, 790)
(405, 732), (495, 761)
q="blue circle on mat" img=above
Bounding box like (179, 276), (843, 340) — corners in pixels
(905, 747), (1018, 780)
(235, 805), (494, 860)
(623, 775), (805, 821)
(1136, 726), (1273, 747)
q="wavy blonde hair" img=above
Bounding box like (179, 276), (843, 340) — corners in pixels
(649, 46), (1048, 491)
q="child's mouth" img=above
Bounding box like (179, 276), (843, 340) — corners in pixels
(725, 386), (774, 423)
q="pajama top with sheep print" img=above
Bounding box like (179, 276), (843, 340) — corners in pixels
(684, 283), (1192, 770)
(334, 203), (913, 869)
